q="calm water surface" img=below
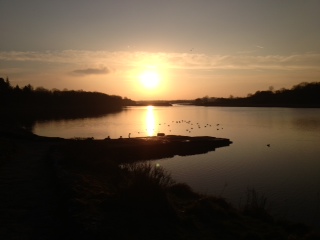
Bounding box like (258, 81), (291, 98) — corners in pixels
(34, 106), (320, 225)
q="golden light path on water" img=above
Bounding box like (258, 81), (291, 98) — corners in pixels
(146, 106), (156, 136)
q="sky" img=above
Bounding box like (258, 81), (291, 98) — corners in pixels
(1, 0), (320, 100)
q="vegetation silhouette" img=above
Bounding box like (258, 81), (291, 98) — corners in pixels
(194, 82), (320, 107)
(0, 77), (135, 125)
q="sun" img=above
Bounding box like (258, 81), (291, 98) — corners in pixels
(139, 70), (160, 89)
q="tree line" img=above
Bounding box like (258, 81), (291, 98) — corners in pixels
(194, 82), (320, 107)
(0, 77), (135, 121)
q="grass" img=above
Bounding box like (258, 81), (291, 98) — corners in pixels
(121, 162), (176, 188)
(242, 188), (272, 222)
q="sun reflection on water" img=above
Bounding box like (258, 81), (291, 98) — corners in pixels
(146, 106), (156, 136)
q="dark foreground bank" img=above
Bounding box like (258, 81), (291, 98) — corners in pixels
(0, 127), (319, 239)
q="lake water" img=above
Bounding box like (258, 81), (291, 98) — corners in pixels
(33, 105), (320, 226)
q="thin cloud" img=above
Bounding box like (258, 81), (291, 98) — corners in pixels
(1, 50), (320, 72)
(72, 67), (110, 76)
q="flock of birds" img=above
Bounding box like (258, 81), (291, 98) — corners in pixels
(156, 120), (224, 134)
(131, 119), (224, 137)
(127, 119), (271, 147)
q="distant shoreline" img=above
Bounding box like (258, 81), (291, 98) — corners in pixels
(192, 103), (320, 108)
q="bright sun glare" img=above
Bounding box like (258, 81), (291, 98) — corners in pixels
(139, 70), (160, 89)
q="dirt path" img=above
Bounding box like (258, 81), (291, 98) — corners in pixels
(0, 140), (66, 240)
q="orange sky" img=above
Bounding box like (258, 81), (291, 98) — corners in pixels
(1, 1), (320, 100)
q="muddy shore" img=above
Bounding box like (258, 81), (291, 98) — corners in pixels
(92, 135), (232, 162)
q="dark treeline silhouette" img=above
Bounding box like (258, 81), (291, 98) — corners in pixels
(0, 77), (135, 122)
(194, 82), (320, 108)
(135, 100), (172, 106)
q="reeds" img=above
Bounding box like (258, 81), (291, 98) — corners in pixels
(243, 188), (273, 222)
(121, 162), (175, 189)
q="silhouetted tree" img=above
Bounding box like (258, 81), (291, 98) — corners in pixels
(0, 77), (136, 122)
(194, 82), (320, 107)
